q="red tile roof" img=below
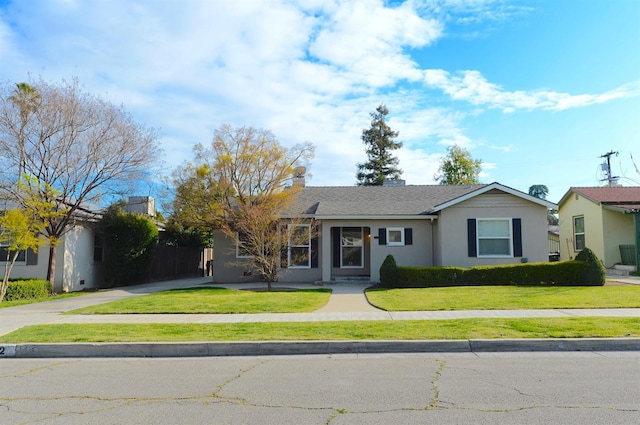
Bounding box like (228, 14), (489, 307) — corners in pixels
(571, 186), (640, 204)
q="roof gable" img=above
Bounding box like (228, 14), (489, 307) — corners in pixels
(430, 182), (557, 212)
(559, 186), (640, 208)
(285, 182), (556, 217)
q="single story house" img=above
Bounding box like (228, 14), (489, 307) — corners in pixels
(212, 182), (557, 284)
(3, 211), (105, 294)
(558, 186), (640, 269)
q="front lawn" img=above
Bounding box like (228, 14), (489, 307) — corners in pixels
(1, 317), (638, 343)
(365, 286), (640, 311)
(68, 287), (332, 314)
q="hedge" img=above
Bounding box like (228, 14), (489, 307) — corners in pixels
(5, 279), (52, 301)
(382, 248), (606, 288)
(394, 261), (595, 287)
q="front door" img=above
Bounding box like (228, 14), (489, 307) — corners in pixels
(331, 226), (370, 278)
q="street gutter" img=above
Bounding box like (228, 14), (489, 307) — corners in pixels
(2, 338), (640, 358)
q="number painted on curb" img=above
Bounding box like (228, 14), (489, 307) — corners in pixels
(0, 345), (17, 357)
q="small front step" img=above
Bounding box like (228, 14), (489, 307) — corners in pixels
(314, 277), (376, 286)
(607, 265), (637, 276)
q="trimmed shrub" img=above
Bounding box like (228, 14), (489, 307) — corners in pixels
(5, 279), (52, 301)
(396, 266), (465, 288)
(379, 255), (399, 288)
(574, 247), (606, 286)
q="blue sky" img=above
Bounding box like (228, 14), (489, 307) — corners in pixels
(1, 0), (639, 205)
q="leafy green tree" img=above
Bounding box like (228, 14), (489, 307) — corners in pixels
(434, 145), (482, 185)
(0, 177), (61, 301)
(101, 202), (159, 286)
(0, 209), (42, 302)
(356, 104), (403, 186)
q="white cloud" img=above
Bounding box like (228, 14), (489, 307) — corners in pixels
(423, 69), (640, 112)
(1, 0), (637, 195)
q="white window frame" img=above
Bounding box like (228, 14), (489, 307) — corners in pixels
(476, 218), (513, 258)
(288, 224), (311, 269)
(341, 227), (364, 268)
(573, 216), (585, 251)
(235, 232), (253, 258)
(386, 227), (405, 246)
(0, 243), (26, 264)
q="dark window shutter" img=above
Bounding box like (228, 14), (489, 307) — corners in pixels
(404, 228), (413, 245)
(26, 248), (38, 265)
(467, 219), (477, 257)
(332, 227), (341, 267)
(513, 218), (523, 257)
(280, 248), (288, 269)
(311, 235), (319, 268)
(378, 228), (387, 245)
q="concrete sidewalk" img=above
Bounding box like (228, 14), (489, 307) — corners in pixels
(1, 276), (639, 357)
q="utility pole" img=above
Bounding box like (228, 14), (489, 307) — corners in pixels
(600, 151), (619, 186)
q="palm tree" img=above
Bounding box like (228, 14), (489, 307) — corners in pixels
(528, 184), (548, 200)
(8, 83), (41, 177)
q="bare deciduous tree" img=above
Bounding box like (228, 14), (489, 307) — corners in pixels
(0, 77), (160, 288)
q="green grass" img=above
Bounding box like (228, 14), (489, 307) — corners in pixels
(366, 286), (640, 311)
(0, 291), (87, 309)
(68, 287), (332, 314)
(1, 317), (638, 343)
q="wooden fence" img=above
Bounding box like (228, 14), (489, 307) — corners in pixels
(144, 245), (213, 282)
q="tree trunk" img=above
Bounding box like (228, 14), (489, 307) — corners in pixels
(47, 244), (56, 294)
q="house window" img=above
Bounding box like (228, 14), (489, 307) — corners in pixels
(288, 224), (311, 268)
(573, 216), (585, 251)
(386, 228), (404, 246)
(0, 244), (26, 263)
(93, 234), (103, 262)
(236, 231), (253, 258)
(341, 227), (363, 268)
(477, 219), (512, 257)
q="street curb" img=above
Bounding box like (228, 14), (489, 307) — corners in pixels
(2, 338), (640, 358)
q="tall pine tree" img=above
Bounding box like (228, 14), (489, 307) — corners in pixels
(356, 104), (403, 186)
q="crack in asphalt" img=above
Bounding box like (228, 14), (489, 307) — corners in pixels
(1, 358), (637, 424)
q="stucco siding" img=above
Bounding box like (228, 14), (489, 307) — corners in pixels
(4, 224), (102, 293)
(61, 225), (103, 292)
(602, 208), (635, 267)
(322, 219), (433, 282)
(438, 193), (550, 267)
(212, 218), (434, 284)
(4, 243), (51, 284)
(558, 195), (604, 261)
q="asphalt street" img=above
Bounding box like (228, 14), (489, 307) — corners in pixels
(1, 352), (638, 424)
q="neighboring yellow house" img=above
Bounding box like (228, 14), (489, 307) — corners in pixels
(558, 187), (640, 271)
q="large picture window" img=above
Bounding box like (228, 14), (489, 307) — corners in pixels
(573, 216), (585, 251)
(341, 227), (363, 268)
(477, 219), (512, 257)
(288, 224), (311, 268)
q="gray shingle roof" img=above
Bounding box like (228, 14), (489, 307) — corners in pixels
(286, 184), (488, 216)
